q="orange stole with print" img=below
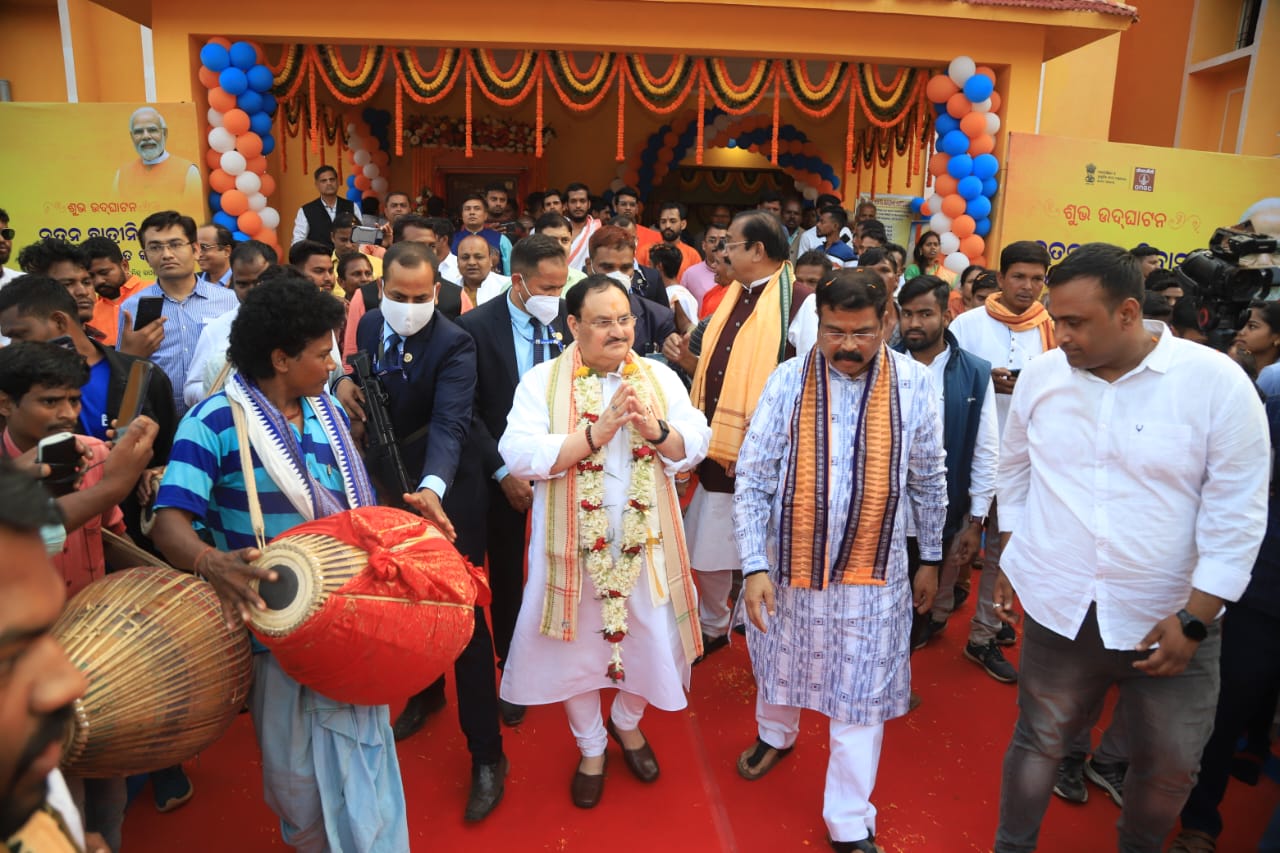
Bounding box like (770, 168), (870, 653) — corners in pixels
(983, 291), (1056, 353)
(779, 346), (902, 590)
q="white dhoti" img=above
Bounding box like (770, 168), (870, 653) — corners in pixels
(684, 484), (739, 637)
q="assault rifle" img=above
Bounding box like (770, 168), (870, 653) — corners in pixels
(346, 351), (414, 499)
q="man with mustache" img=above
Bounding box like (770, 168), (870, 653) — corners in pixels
(563, 182), (600, 272)
(82, 237), (147, 347)
(113, 107), (202, 215)
(639, 202), (699, 280)
(733, 269), (947, 852)
(0, 207), (22, 290)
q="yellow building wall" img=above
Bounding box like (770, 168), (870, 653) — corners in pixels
(1237, 0), (1278, 157)
(1038, 34), (1120, 140)
(1108, 0), (1194, 148)
(0, 0), (145, 102)
(0, 4), (69, 102)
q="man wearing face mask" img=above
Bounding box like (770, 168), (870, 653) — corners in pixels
(339, 241), (509, 822)
(453, 234), (574, 729)
(586, 226), (678, 359)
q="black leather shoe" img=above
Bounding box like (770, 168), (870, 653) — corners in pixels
(693, 632), (730, 664)
(571, 755), (607, 808)
(463, 755), (509, 822)
(830, 834), (881, 852)
(392, 682), (447, 741)
(606, 718), (660, 782)
(499, 698), (526, 727)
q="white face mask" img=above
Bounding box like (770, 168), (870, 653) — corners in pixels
(605, 270), (631, 289)
(381, 296), (434, 338)
(518, 276), (561, 327)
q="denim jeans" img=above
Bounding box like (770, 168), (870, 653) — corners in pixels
(995, 604), (1220, 853)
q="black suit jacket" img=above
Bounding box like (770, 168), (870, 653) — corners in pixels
(88, 340), (177, 464)
(632, 264), (667, 307)
(629, 292), (676, 357)
(301, 197), (356, 251)
(353, 310), (476, 495)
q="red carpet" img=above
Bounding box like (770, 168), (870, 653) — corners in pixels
(122, 594), (1278, 852)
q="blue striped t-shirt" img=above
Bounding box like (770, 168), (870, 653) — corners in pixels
(155, 392), (353, 550)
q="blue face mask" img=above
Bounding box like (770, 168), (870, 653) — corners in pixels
(41, 522), (67, 555)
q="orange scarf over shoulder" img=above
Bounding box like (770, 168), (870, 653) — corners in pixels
(984, 292), (1056, 352)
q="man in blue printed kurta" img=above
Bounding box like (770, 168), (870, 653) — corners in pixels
(733, 270), (948, 853)
(151, 272), (409, 853)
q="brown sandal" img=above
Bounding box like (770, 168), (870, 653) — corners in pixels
(736, 737), (794, 781)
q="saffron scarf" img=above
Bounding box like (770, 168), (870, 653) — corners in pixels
(690, 263), (794, 467)
(984, 291), (1056, 352)
(778, 346), (902, 589)
(541, 343), (703, 665)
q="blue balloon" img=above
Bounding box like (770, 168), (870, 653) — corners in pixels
(966, 195), (992, 219)
(237, 90), (263, 114)
(982, 177), (1000, 197)
(260, 93), (278, 115)
(935, 114), (960, 136)
(247, 64), (274, 94)
(972, 153), (999, 181)
(208, 191), (222, 213)
(212, 211), (237, 231)
(199, 43), (230, 72)
(940, 130), (969, 156)
(958, 176), (985, 201)
(933, 101), (946, 115)
(232, 229), (250, 242)
(963, 74), (994, 103)
(219, 67), (249, 96)
(909, 197), (924, 214)
(346, 188), (363, 203)
(347, 174), (357, 188)
(975, 217), (992, 238)
(260, 134), (275, 156)
(249, 111), (273, 136)
(229, 42), (258, 71)
(947, 154), (974, 179)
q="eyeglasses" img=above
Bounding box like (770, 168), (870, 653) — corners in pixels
(820, 330), (881, 345)
(143, 240), (192, 256)
(586, 314), (636, 330)
(0, 228), (14, 240)
(716, 239), (750, 252)
(198, 243), (227, 253)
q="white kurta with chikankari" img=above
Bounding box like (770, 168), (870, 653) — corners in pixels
(734, 350), (948, 725)
(497, 357), (711, 710)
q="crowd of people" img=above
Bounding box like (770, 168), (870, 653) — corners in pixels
(0, 173), (1276, 853)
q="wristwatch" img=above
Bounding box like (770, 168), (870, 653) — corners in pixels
(968, 515), (986, 528)
(1175, 608), (1208, 642)
(648, 419), (671, 446)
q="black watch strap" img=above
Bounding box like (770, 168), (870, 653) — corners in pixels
(649, 418), (671, 446)
(1176, 608), (1208, 642)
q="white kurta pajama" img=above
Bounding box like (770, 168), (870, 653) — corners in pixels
(498, 355), (710, 753)
(734, 350), (947, 843)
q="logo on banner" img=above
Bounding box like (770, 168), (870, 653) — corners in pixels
(1133, 167), (1156, 193)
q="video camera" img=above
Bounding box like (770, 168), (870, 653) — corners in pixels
(1175, 227), (1279, 350)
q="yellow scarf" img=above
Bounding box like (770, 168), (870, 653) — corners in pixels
(780, 346), (901, 588)
(984, 291), (1056, 352)
(690, 263), (794, 466)
(542, 343), (703, 665)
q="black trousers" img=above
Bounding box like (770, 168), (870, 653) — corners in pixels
(485, 481), (528, 667)
(906, 536), (952, 653)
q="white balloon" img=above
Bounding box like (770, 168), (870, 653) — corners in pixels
(929, 212), (952, 235)
(985, 112), (1001, 135)
(208, 127), (235, 153)
(370, 177), (389, 194)
(207, 108), (224, 128)
(802, 186), (819, 201)
(259, 206), (280, 231)
(939, 231), (961, 255)
(948, 55), (976, 87)
(235, 171), (262, 194)
(944, 250), (970, 274)
(248, 192), (268, 211)
(346, 122), (358, 135)
(971, 98), (992, 114)
(362, 163), (379, 179)
(220, 150), (247, 176)
(353, 149), (372, 167)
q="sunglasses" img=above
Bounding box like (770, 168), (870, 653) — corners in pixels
(0, 228), (14, 240)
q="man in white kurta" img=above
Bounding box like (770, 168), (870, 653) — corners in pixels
(498, 275), (710, 808)
(734, 270), (947, 852)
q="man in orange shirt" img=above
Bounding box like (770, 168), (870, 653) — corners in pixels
(640, 201), (700, 280)
(83, 238), (147, 346)
(613, 186), (661, 257)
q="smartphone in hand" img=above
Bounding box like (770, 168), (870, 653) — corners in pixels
(133, 296), (164, 331)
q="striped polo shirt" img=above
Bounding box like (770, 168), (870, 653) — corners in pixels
(155, 392), (353, 551)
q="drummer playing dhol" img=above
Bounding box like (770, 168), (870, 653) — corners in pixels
(151, 271), (410, 852)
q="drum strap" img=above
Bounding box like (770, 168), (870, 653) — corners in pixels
(229, 398), (268, 551)
(208, 359), (233, 399)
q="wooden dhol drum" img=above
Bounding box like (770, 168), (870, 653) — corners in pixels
(53, 566), (253, 778)
(248, 505), (490, 707)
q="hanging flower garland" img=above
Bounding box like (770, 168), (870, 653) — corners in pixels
(700, 57), (775, 115)
(270, 44), (309, 102)
(312, 45), (387, 104)
(624, 55), (697, 114)
(572, 359), (657, 684)
(855, 63), (925, 127)
(544, 51), (618, 112)
(780, 59), (850, 119)
(394, 47), (463, 102)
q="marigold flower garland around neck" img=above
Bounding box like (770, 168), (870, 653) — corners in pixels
(572, 356), (659, 683)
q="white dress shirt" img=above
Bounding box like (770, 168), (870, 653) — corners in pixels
(437, 251), (459, 285)
(291, 198), (339, 246)
(997, 322), (1269, 649)
(948, 305), (1051, 434)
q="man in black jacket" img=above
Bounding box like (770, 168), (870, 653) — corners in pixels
(585, 225), (677, 358)
(290, 165), (355, 252)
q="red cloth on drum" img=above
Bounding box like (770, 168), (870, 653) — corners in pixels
(253, 506), (489, 706)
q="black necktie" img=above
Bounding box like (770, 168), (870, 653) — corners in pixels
(383, 332), (402, 370)
(531, 318), (544, 365)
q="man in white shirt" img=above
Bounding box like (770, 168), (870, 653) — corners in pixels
(795, 193), (853, 259)
(947, 241), (1056, 682)
(991, 243), (1269, 853)
(290, 165), (356, 250)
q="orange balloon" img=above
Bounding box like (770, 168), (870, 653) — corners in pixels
(237, 210), (263, 235)
(976, 66), (996, 82)
(259, 174), (276, 197)
(198, 67), (220, 90)
(968, 134), (995, 156)
(928, 152), (949, 178)
(947, 92), (971, 119)
(925, 74), (959, 105)
(973, 255), (988, 268)
(209, 169), (236, 193)
(206, 148), (223, 170)
(223, 109), (251, 136)
(208, 87), (236, 113)
(920, 198), (933, 216)
(373, 151), (389, 167)
(354, 175), (372, 191)
(960, 234), (986, 258)
(208, 37), (232, 48)
(236, 133), (263, 159)
(934, 175), (959, 197)
(220, 189), (249, 216)
(960, 111), (987, 138)
(246, 155), (268, 174)
(941, 193), (967, 218)
(951, 215), (976, 239)
(989, 91), (1002, 113)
